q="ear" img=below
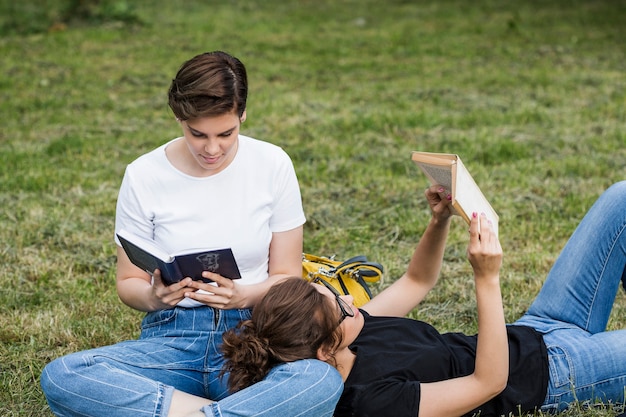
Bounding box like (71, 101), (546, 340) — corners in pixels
(240, 110), (247, 123)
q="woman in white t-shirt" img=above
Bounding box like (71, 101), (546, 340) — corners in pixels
(41, 51), (342, 417)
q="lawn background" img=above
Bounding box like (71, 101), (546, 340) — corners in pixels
(1, 0), (625, 415)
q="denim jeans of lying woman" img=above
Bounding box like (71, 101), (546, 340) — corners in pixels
(40, 306), (343, 417)
(514, 181), (626, 412)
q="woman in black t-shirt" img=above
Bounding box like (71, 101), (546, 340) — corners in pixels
(222, 182), (626, 417)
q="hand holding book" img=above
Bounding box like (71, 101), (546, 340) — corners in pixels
(117, 229), (242, 285)
(412, 151), (499, 236)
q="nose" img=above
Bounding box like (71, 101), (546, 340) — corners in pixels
(341, 294), (354, 306)
(204, 139), (220, 155)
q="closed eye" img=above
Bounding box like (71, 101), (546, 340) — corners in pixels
(188, 126), (235, 138)
(189, 127), (207, 138)
(218, 129), (236, 137)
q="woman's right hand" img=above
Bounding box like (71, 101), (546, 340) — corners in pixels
(150, 269), (194, 309)
(116, 245), (193, 312)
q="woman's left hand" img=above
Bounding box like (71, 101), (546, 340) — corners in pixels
(184, 273), (250, 309)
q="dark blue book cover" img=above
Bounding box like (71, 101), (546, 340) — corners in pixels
(117, 230), (241, 286)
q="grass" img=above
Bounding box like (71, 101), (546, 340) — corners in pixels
(1, 0), (625, 415)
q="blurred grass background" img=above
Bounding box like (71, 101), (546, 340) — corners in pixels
(1, 0), (625, 415)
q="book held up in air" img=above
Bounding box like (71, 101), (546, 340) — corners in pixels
(117, 229), (242, 286)
(411, 151), (499, 236)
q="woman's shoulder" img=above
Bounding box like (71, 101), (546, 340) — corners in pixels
(126, 140), (173, 171)
(239, 135), (291, 161)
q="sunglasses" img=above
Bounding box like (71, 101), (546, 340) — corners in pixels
(313, 278), (355, 323)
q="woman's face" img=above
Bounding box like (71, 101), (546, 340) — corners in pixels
(179, 110), (245, 176)
(313, 283), (364, 349)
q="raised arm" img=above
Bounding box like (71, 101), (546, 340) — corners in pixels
(363, 185), (453, 317)
(418, 212), (507, 417)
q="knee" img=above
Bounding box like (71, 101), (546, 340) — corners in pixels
(41, 356), (67, 399)
(290, 359), (344, 401)
(40, 353), (82, 401)
(606, 181), (626, 197)
(260, 359), (343, 415)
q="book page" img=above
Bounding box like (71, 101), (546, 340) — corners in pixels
(416, 162), (453, 190)
(454, 159), (499, 236)
(117, 229), (174, 264)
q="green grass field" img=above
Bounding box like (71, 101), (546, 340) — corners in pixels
(1, 0), (625, 415)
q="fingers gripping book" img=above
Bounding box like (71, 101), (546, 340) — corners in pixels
(411, 151), (499, 236)
(117, 229), (242, 285)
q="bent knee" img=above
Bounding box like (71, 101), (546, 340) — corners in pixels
(607, 181), (626, 196)
(40, 353), (84, 398)
(293, 359), (343, 398)
(41, 356), (67, 394)
(300, 359), (341, 380)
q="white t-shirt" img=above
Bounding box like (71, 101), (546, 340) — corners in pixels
(114, 135), (305, 307)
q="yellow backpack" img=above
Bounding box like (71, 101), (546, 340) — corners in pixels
(302, 253), (384, 307)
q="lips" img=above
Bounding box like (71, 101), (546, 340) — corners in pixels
(201, 154), (221, 164)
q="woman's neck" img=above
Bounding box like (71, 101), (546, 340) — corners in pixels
(333, 348), (357, 381)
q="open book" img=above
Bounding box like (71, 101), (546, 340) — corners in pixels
(117, 229), (242, 285)
(411, 151), (499, 236)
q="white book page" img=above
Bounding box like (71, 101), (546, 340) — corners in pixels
(418, 162), (453, 190)
(454, 161), (499, 236)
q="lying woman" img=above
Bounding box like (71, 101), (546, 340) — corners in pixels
(220, 181), (626, 417)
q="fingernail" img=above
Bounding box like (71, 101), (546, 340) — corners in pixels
(446, 194), (452, 200)
(472, 212), (477, 218)
(438, 187), (444, 192)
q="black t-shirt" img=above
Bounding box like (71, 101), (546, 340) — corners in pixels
(334, 311), (548, 417)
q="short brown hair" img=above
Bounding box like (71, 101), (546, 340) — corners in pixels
(167, 51), (248, 120)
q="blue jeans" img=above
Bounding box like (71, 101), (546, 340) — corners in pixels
(41, 306), (343, 416)
(202, 360), (343, 417)
(514, 181), (626, 412)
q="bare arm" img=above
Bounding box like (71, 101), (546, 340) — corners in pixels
(418, 213), (507, 417)
(116, 246), (193, 312)
(363, 185), (453, 317)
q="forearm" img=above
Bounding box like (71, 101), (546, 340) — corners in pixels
(117, 277), (166, 312)
(472, 276), (508, 395)
(406, 216), (451, 286)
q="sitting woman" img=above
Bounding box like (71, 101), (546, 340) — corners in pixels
(220, 181), (626, 417)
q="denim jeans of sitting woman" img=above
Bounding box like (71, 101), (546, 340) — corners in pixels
(40, 306), (343, 417)
(514, 181), (626, 412)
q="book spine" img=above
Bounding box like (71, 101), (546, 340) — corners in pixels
(157, 260), (183, 285)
